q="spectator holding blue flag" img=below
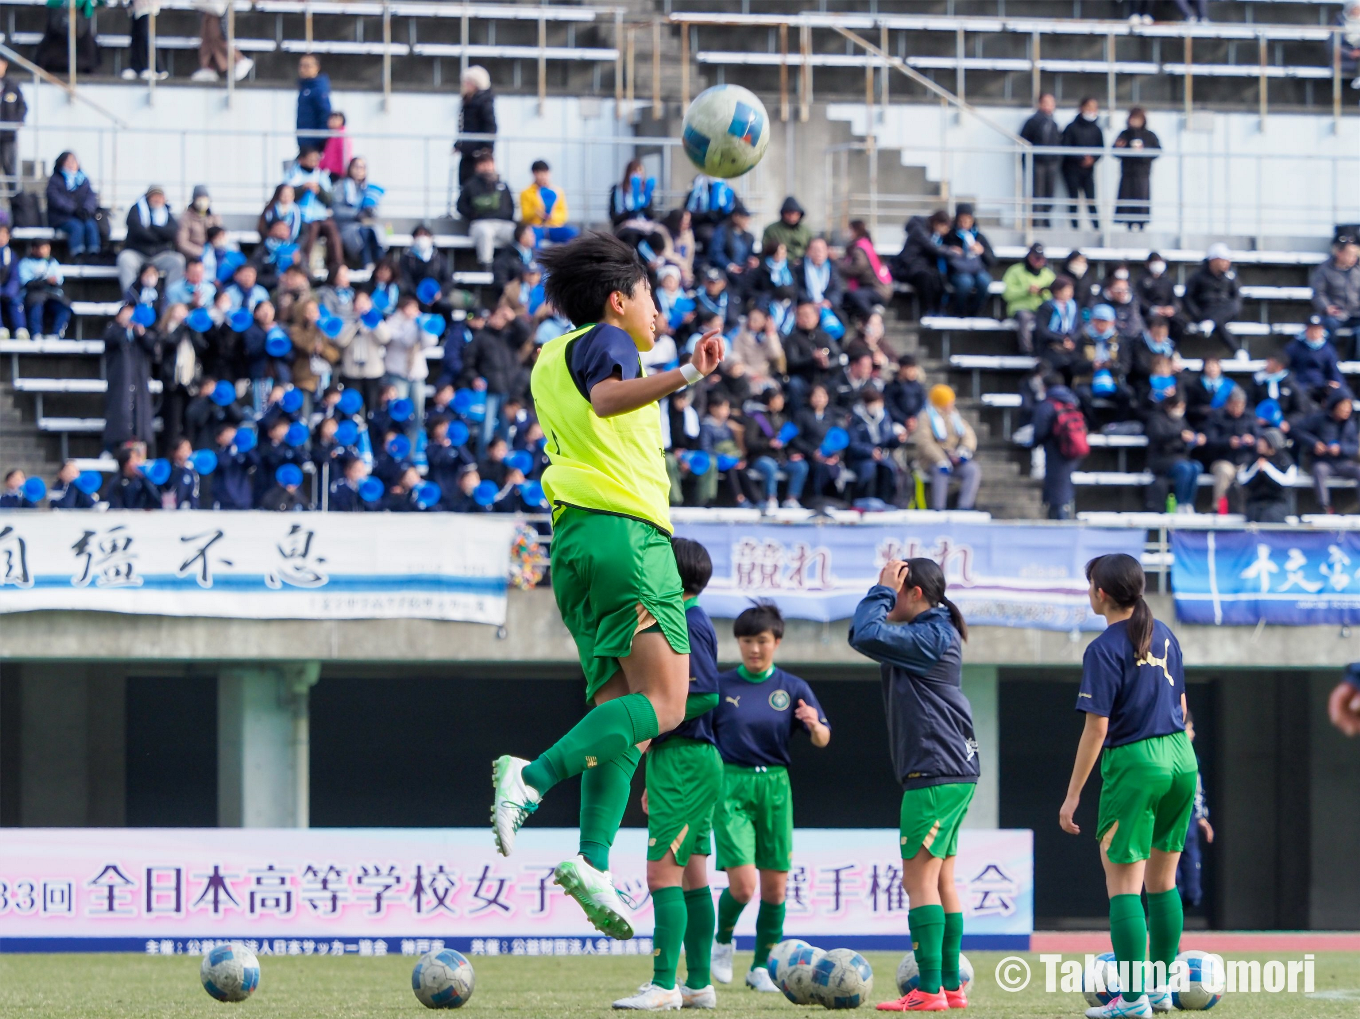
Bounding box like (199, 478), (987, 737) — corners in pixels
(1250, 351), (1309, 436)
(207, 423), (257, 509)
(48, 461), (98, 509)
(684, 173), (735, 253)
(847, 388), (905, 505)
(164, 437), (201, 509)
(287, 299), (340, 402)
(124, 261), (163, 312)
(399, 226), (456, 310)
(241, 301), (293, 397)
(331, 157), (385, 270)
(383, 295), (435, 405)
(222, 263), (270, 314)
(104, 444), (162, 510)
(519, 160), (577, 246)
(742, 386), (805, 510)
(250, 220), (302, 291)
(328, 454), (370, 511)
(917, 384), (980, 511)
(0, 469), (37, 509)
(791, 382), (845, 503)
(285, 148), (343, 276)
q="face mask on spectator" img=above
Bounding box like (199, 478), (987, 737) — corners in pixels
(1305, 333), (1327, 350)
(1114, 268), (1129, 280)
(1149, 260), (1166, 275)
(194, 197), (210, 213)
(414, 236), (433, 257)
(1082, 111), (1097, 122)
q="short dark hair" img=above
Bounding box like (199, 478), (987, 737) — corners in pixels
(671, 537), (713, 596)
(538, 231), (649, 327)
(733, 601), (785, 639)
(531, 159), (550, 173)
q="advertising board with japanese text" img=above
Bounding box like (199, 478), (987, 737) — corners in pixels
(0, 828), (1032, 954)
(0, 512), (516, 623)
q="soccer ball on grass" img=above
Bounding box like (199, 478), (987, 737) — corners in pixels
(200, 943), (260, 1003)
(894, 950), (973, 996)
(412, 948), (476, 1009)
(811, 948), (874, 1009)
(781, 944), (828, 1005)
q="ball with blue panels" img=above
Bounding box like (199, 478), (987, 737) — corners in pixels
(412, 948), (475, 1009)
(895, 950), (973, 996)
(1172, 950), (1224, 1010)
(682, 84), (771, 179)
(811, 948), (873, 1009)
(200, 942), (260, 1002)
(767, 938), (813, 989)
(1083, 951), (1122, 1007)
(781, 944), (827, 1005)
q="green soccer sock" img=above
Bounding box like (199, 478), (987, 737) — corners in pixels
(650, 886), (687, 991)
(941, 912), (964, 992)
(1146, 888), (1183, 987)
(1109, 893), (1148, 995)
(578, 745), (641, 873)
(521, 692), (659, 797)
(715, 888), (746, 945)
(684, 887), (716, 989)
(752, 900), (786, 970)
(909, 904), (946, 995)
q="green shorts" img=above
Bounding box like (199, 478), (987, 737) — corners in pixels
(549, 506), (690, 702)
(899, 782), (976, 860)
(714, 765), (794, 872)
(1097, 730), (1198, 864)
(646, 738), (723, 865)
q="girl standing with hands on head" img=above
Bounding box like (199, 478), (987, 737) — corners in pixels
(849, 558), (978, 1013)
(1061, 554), (1197, 1019)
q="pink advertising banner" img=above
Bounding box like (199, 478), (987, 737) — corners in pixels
(0, 827), (1032, 954)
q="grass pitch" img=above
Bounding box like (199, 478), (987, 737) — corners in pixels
(2, 951), (1358, 1018)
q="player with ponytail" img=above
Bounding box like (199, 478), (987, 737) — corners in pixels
(1061, 553), (1197, 1019)
(849, 558), (978, 1013)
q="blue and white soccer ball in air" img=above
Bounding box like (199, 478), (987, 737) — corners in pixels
(1172, 950), (1224, 1010)
(895, 950), (973, 996)
(200, 942), (260, 1003)
(681, 84), (771, 179)
(811, 948), (874, 1009)
(1084, 951), (1122, 1007)
(412, 948), (476, 1009)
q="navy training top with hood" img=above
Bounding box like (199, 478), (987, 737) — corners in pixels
(713, 667), (828, 768)
(848, 588), (980, 790)
(653, 598), (719, 746)
(1076, 617), (1186, 748)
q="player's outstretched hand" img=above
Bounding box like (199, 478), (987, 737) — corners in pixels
(794, 698), (819, 729)
(878, 559), (909, 592)
(690, 330), (725, 377)
(1327, 680), (1360, 737)
(1058, 794), (1081, 835)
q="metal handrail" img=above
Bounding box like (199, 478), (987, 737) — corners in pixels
(0, 42), (127, 129)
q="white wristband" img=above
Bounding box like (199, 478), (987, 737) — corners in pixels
(680, 362), (704, 386)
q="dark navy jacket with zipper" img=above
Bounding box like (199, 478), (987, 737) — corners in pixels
(848, 589), (979, 790)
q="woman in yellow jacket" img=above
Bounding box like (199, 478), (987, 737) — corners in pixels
(519, 159), (579, 245)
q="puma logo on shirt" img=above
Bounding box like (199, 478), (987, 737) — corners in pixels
(1137, 639), (1175, 685)
(724, 696), (741, 708)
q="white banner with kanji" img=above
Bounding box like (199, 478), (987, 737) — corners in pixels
(0, 828), (1032, 953)
(0, 512), (516, 623)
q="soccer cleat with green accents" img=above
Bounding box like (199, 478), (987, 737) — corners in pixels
(553, 854), (635, 940)
(491, 755), (540, 857)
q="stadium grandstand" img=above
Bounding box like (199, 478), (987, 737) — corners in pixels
(2, 1), (1360, 1014)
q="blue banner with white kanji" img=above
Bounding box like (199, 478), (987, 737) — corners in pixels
(1170, 530), (1360, 625)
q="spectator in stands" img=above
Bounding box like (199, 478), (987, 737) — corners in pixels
(0, 223), (21, 339)
(1135, 252), (1181, 336)
(154, 302), (204, 451)
(334, 290), (390, 414)
(1020, 93), (1062, 229)
(1145, 392), (1206, 512)
(709, 202), (759, 296)
(184, 375), (240, 449)
(1299, 390), (1360, 513)
(1286, 315), (1347, 402)
(797, 237), (846, 322)
(365, 258), (398, 314)
(840, 220), (893, 323)
(661, 209), (696, 286)
(751, 242), (796, 305)
(176, 184), (221, 263)
(1205, 386), (1258, 514)
(104, 444), (160, 509)
(250, 219), (303, 292)
(943, 204), (995, 318)
(191, 0), (252, 82)
(892, 211), (949, 316)
(518, 160), (576, 246)
(319, 110), (350, 178)
(832, 348), (879, 411)
(18, 239), (70, 339)
(332, 157), (385, 270)
(223, 262), (269, 314)
(695, 267), (739, 333)
(1184, 243), (1244, 356)
(918, 384), (980, 511)
(295, 53), (331, 155)
(384, 294), (434, 404)
(119, 184), (185, 292)
(684, 174), (735, 253)
(1073, 303), (1133, 424)
(1035, 276), (1082, 382)
(1310, 235), (1360, 352)
(242, 302), (292, 409)
(785, 300), (843, 408)
(457, 150), (516, 267)
(49, 460), (96, 509)
(1061, 97), (1103, 231)
(0, 469), (33, 508)
(45, 152), (102, 261)
(1184, 355), (1230, 430)
(609, 158), (657, 228)
(762, 196), (811, 261)
(885, 356), (925, 434)
(122, 0), (167, 81)
(847, 389), (905, 505)
(317, 263), (356, 321)
(1031, 371), (1085, 520)
(1103, 276), (1146, 344)
(125, 260), (162, 311)
(1129, 314), (1176, 402)
(653, 264), (693, 342)
(259, 184), (303, 244)
(1002, 242), (1054, 354)
(285, 149), (343, 275)
(207, 423), (257, 509)
(400, 225), (452, 303)
(1239, 428), (1296, 522)
(792, 382), (844, 504)
(324, 453), (365, 511)
(742, 386), (806, 510)
(731, 304), (785, 392)
(1113, 107), (1160, 229)
(697, 392), (757, 507)
(460, 301), (527, 446)
(0, 57), (26, 198)
(166, 256), (216, 310)
(1061, 250), (1101, 308)
(491, 222), (536, 298)
(456, 66), (496, 188)
(288, 299), (338, 400)
(1251, 351), (1308, 435)
(163, 437), (199, 509)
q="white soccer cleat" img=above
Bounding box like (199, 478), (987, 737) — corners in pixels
(745, 966), (781, 993)
(553, 854), (635, 940)
(491, 755), (540, 857)
(1086, 994), (1153, 1019)
(612, 983), (683, 1010)
(680, 984), (717, 1009)
(710, 940), (734, 984)
(1147, 989), (1172, 1013)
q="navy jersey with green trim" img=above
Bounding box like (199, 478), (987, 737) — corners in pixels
(654, 602), (719, 746)
(713, 667), (828, 768)
(1077, 617), (1186, 748)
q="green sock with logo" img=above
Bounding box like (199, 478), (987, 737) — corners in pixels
(577, 745), (641, 873)
(752, 900), (786, 970)
(909, 904), (946, 995)
(941, 912), (965, 991)
(650, 886), (687, 990)
(715, 888), (745, 944)
(521, 693), (658, 796)
(684, 887), (716, 988)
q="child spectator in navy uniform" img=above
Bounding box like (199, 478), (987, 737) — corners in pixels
(1284, 316), (1348, 402)
(295, 54), (331, 155)
(443, 463), (485, 512)
(1031, 372), (1085, 520)
(0, 222), (23, 338)
(847, 388), (904, 505)
(18, 239), (70, 338)
(208, 423), (258, 510)
(1298, 390), (1360, 514)
(380, 465), (427, 512)
(104, 445), (161, 510)
(328, 455), (369, 512)
(1251, 352), (1309, 436)
(1238, 428), (1296, 523)
(258, 470), (310, 512)
(48, 460), (96, 508)
(426, 415), (475, 496)
(0, 469), (35, 508)
(165, 437), (201, 509)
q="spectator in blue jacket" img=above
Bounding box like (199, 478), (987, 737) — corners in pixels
(295, 54), (332, 155)
(846, 388), (905, 505)
(707, 202), (758, 296)
(19, 239), (71, 339)
(1284, 315), (1348, 402)
(45, 151), (102, 259)
(684, 174), (736, 252)
(0, 222), (22, 338)
(1297, 390), (1360, 514)
(209, 423), (258, 510)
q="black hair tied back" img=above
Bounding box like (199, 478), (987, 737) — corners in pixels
(905, 558), (967, 641)
(1085, 553), (1153, 659)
